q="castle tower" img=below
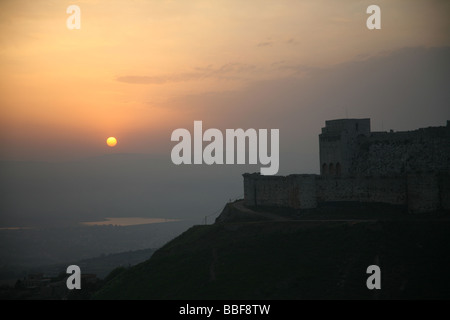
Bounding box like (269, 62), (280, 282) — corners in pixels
(319, 118), (370, 177)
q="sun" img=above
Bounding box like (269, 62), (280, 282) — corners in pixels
(106, 137), (117, 147)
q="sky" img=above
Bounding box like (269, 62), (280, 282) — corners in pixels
(0, 0), (449, 167)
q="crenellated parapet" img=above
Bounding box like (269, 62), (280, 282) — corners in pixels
(243, 119), (450, 214)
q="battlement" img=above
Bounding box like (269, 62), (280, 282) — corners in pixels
(319, 118), (450, 177)
(319, 118), (371, 177)
(351, 122), (450, 176)
(321, 118), (370, 136)
(244, 119), (450, 213)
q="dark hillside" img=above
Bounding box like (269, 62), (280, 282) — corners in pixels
(95, 202), (450, 299)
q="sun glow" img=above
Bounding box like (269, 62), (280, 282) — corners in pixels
(106, 137), (117, 147)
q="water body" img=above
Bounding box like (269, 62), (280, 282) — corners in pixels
(81, 217), (181, 227)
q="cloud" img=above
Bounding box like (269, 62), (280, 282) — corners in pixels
(286, 38), (299, 45)
(256, 41), (273, 47)
(116, 75), (168, 84)
(116, 63), (257, 84)
(116, 74), (197, 84)
(161, 46), (450, 173)
(257, 37), (299, 47)
(274, 63), (322, 75)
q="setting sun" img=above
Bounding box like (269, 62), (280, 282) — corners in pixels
(106, 137), (117, 147)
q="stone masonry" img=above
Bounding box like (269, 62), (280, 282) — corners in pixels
(243, 119), (450, 213)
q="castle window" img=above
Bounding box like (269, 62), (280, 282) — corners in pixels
(329, 163), (335, 175)
(336, 162), (341, 176)
(322, 163), (328, 175)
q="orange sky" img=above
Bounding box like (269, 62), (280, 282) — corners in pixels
(0, 0), (449, 160)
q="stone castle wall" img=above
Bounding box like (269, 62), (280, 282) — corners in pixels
(319, 118), (371, 176)
(315, 176), (406, 206)
(350, 126), (450, 176)
(243, 173), (450, 213)
(243, 120), (450, 214)
(440, 173), (450, 211)
(406, 173), (440, 213)
(243, 174), (316, 209)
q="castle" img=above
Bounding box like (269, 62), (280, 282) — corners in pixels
(243, 119), (450, 213)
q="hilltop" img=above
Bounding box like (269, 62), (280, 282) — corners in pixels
(94, 201), (450, 299)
